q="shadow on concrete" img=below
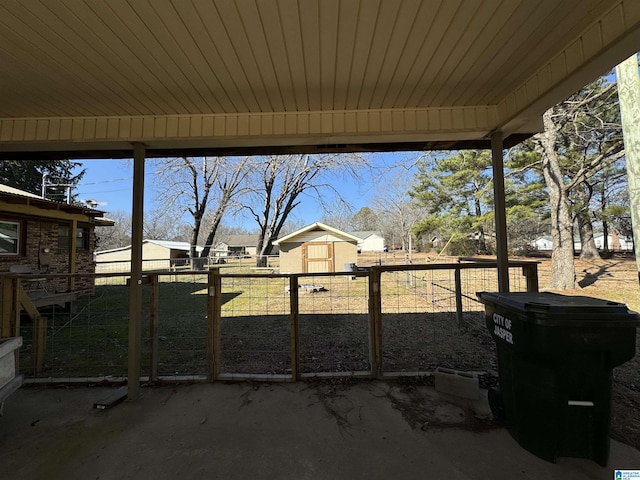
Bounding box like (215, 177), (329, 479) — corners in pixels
(1, 381), (639, 480)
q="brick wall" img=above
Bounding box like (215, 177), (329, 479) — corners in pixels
(0, 219), (97, 293)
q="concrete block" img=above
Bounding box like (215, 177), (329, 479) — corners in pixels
(0, 337), (22, 389)
(434, 367), (479, 400)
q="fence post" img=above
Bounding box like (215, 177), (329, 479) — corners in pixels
(522, 263), (539, 292)
(1, 277), (20, 338)
(31, 314), (47, 373)
(149, 274), (159, 382)
(454, 268), (464, 328)
(208, 268), (222, 381)
(289, 275), (299, 381)
(369, 267), (382, 378)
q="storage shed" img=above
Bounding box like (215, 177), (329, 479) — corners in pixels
(274, 223), (360, 273)
(95, 239), (202, 272)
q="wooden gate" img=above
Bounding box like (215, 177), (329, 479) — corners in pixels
(302, 242), (334, 273)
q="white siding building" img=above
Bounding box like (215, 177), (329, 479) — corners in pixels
(350, 231), (386, 253)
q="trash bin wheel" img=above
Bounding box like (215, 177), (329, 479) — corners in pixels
(488, 387), (506, 423)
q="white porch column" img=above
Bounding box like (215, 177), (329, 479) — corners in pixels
(128, 143), (145, 400)
(616, 54), (640, 284)
(491, 132), (510, 292)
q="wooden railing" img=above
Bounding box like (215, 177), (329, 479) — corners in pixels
(1, 259), (539, 382)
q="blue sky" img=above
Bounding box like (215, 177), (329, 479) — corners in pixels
(75, 159), (136, 212)
(74, 153), (418, 229)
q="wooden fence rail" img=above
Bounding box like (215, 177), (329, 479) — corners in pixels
(1, 259), (539, 381)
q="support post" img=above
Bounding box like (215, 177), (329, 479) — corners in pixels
(616, 54), (640, 284)
(491, 132), (510, 292)
(128, 143), (145, 400)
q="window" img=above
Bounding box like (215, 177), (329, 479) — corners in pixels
(77, 227), (90, 251)
(58, 225), (70, 250)
(58, 225), (90, 251)
(0, 221), (20, 254)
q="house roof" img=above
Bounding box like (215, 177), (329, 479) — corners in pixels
(350, 231), (384, 241)
(0, 184), (42, 199)
(1, 1), (638, 159)
(0, 183), (114, 226)
(274, 222), (361, 245)
(96, 239), (202, 255)
(145, 239), (202, 252)
(220, 234), (260, 248)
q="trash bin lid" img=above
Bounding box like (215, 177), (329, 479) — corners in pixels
(477, 291), (640, 327)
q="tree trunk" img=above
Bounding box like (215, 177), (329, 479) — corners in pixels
(540, 109), (578, 290)
(600, 181), (610, 254)
(190, 215), (202, 266)
(573, 182), (600, 259)
(474, 193), (487, 253)
(577, 211), (600, 259)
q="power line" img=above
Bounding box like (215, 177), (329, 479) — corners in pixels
(79, 177), (131, 186)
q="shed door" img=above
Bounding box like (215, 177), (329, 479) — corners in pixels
(302, 242), (334, 273)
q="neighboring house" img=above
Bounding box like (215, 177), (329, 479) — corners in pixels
(531, 236), (553, 251)
(0, 184), (113, 291)
(594, 233), (634, 252)
(215, 234), (260, 257)
(532, 233), (633, 252)
(215, 234), (279, 257)
(95, 239), (203, 272)
(350, 231), (386, 253)
(274, 222), (360, 273)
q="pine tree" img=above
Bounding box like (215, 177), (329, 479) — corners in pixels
(0, 159), (85, 202)
(411, 150), (494, 254)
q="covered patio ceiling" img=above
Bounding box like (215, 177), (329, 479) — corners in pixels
(1, 0), (639, 159)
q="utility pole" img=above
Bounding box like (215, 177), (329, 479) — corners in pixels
(41, 172), (73, 204)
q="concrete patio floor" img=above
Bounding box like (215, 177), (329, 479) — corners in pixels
(1, 380), (638, 480)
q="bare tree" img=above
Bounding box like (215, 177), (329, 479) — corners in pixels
(372, 168), (426, 251)
(321, 202), (355, 231)
(95, 210), (131, 250)
(143, 207), (184, 241)
(199, 158), (252, 258)
(153, 156), (251, 261)
(245, 154), (367, 266)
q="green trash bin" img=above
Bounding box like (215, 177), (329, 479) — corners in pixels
(477, 291), (640, 466)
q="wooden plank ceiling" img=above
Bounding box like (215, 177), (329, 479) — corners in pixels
(0, 0), (639, 159)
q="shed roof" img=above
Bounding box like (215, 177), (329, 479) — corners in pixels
(145, 239), (200, 251)
(219, 234), (260, 248)
(96, 239), (202, 255)
(274, 222), (361, 245)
